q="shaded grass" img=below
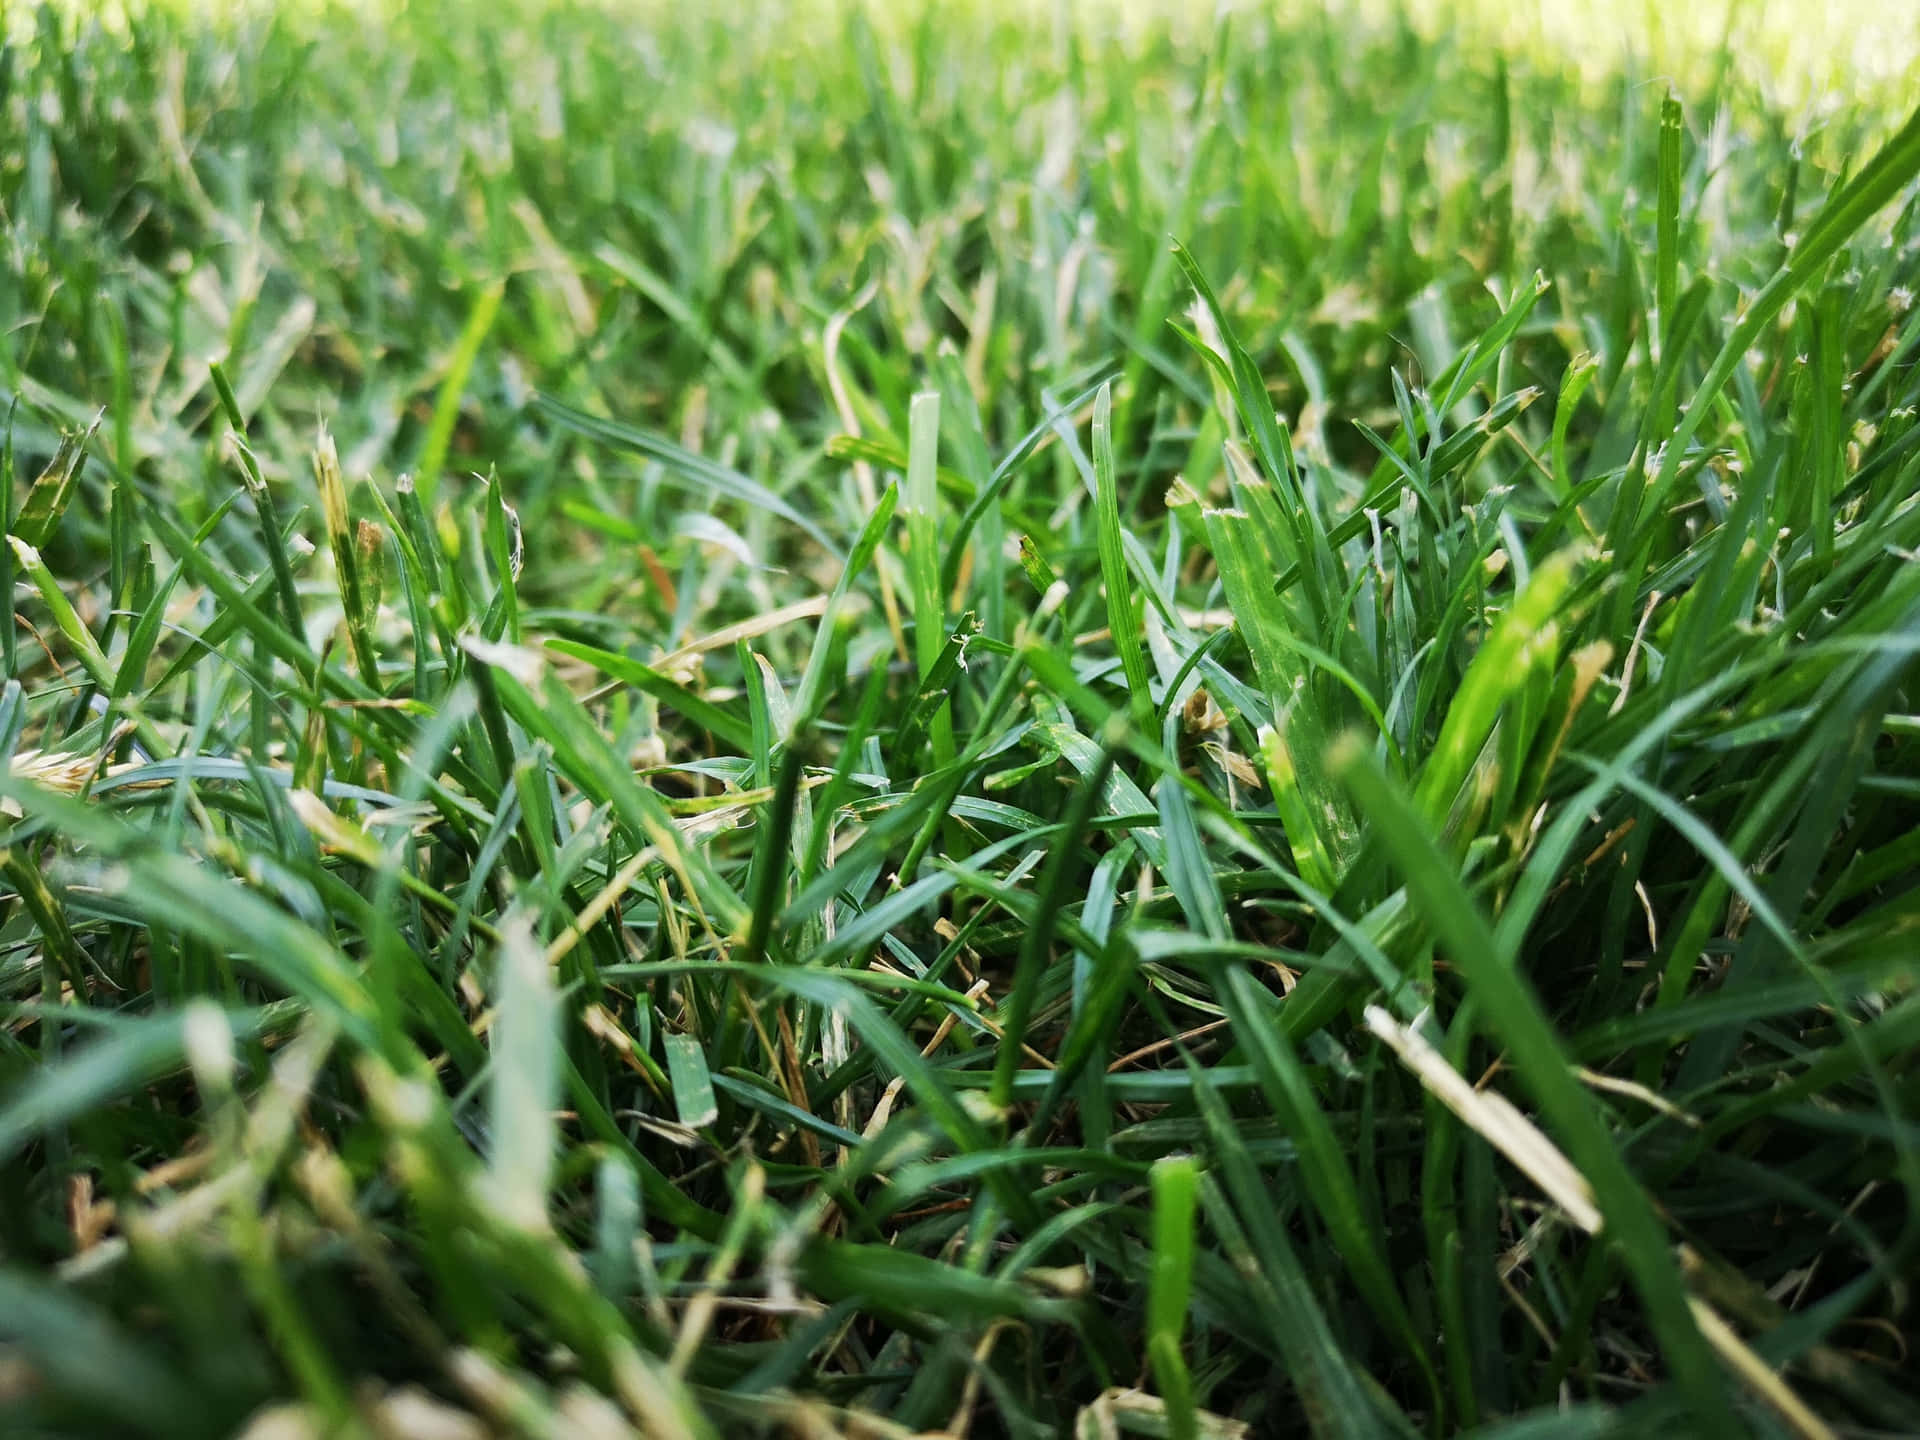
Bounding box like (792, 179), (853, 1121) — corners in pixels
(3, 1), (1920, 1436)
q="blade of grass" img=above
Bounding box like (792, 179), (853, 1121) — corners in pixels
(1330, 738), (1732, 1428)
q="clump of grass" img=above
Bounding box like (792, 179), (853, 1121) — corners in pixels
(3, 1), (1920, 1436)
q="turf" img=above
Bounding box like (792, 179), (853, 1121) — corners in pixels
(3, 1), (1920, 1436)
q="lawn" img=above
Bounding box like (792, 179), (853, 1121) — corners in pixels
(3, 1), (1920, 1436)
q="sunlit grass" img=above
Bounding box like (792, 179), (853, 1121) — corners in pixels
(20, 0), (1920, 111)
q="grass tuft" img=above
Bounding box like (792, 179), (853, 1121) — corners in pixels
(2, 1), (1919, 1435)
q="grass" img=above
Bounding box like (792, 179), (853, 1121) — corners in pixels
(3, 0), (1920, 1435)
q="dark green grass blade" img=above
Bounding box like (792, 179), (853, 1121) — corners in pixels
(1331, 739), (1733, 1428)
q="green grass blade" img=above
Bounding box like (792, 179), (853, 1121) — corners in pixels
(414, 279), (504, 508)
(1147, 1155), (1200, 1440)
(1093, 382), (1153, 722)
(1331, 738), (1733, 1428)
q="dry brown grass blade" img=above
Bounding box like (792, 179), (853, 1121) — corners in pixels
(1364, 1005), (1839, 1440)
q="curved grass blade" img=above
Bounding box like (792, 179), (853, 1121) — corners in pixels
(535, 392), (840, 556)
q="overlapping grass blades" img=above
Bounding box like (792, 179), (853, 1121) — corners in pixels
(2, 1), (1919, 1435)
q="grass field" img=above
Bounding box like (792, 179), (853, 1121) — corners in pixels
(4, 0), (1920, 1435)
